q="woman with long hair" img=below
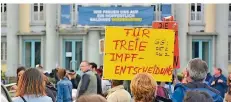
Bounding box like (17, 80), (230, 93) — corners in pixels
(10, 66), (26, 91)
(56, 68), (72, 102)
(12, 68), (52, 102)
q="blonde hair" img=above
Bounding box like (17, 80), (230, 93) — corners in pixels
(130, 73), (157, 102)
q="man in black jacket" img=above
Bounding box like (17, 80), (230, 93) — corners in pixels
(90, 62), (102, 95)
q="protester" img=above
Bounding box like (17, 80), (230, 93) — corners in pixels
(67, 70), (81, 89)
(172, 58), (223, 102)
(101, 79), (111, 96)
(12, 68), (52, 102)
(183, 90), (213, 102)
(205, 73), (212, 84)
(89, 62), (102, 95)
(36, 64), (44, 73)
(177, 74), (183, 83)
(101, 69), (111, 96)
(227, 72), (231, 87)
(225, 86), (231, 102)
(97, 66), (103, 78)
(56, 68), (72, 102)
(77, 94), (107, 102)
(50, 68), (59, 85)
(106, 80), (131, 102)
(209, 67), (228, 98)
(123, 80), (131, 95)
(44, 75), (57, 102)
(164, 75), (176, 98)
(77, 61), (98, 97)
(181, 69), (188, 84)
(10, 66), (26, 91)
(156, 82), (170, 99)
(130, 72), (171, 102)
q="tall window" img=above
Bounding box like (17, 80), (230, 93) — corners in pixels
(1, 3), (7, 23)
(190, 3), (202, 21)
(1, 42), (7, 61)
(32, 3), (45, 22)
(151, 4), (161, 21)
(229, 4), (231, 21)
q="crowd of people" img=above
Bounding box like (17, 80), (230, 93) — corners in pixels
(1, 58), (231, 102)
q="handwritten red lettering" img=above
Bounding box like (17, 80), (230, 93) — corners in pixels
(113, 40), (120, 50)
(115, 66), (120, 75)
(142, 29), (150, 38)
(112, 40), (148, 51)
(120, 40), (127, 50)
(114, 65), (173, 76)
(110, 53), (115, 61)
(139, 41), (148, 51)
(109, 53), (138, 62)
(128, 41), (134, 50)
(124, 29), (133, 36)
(124, 28), (150, 38)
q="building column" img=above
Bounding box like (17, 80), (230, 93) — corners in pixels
(6, 4), (19, 77)
(45, 4), (57, 72)
(87, 30), (100, 66)
(19, 4), (30, 33)
(215, 4), (229, 75)
(175, 4), (189, 71)
(205, 4), (216, 33)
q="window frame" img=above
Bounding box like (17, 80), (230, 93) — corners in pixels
(23, 40), (41, 68)
(1, 42), (7, 61)
(187, 34), (216, 73)
(31, 3), (45, 24)
(190, 3), (204, 23)
(1, 3), (7, 24)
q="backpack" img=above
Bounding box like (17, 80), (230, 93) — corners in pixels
(156, 86), (170, 99)
(177, 84), (223, 102)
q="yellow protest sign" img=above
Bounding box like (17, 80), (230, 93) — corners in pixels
(103, 26), (175, 82)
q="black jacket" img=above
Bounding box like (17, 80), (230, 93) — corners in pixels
(46, 84), (57, 102)
(95, 74), (102, 95)
(71, 74), (81, 89)
(154, 96), (172, 102)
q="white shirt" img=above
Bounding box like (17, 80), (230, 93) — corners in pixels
(101, 79), (111, 94)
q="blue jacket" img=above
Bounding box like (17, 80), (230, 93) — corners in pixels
(172, 82), (223, 102)
(205, 73), (212, 84)
(209, 74), (228, 98)
(57, 77), (73, 102)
